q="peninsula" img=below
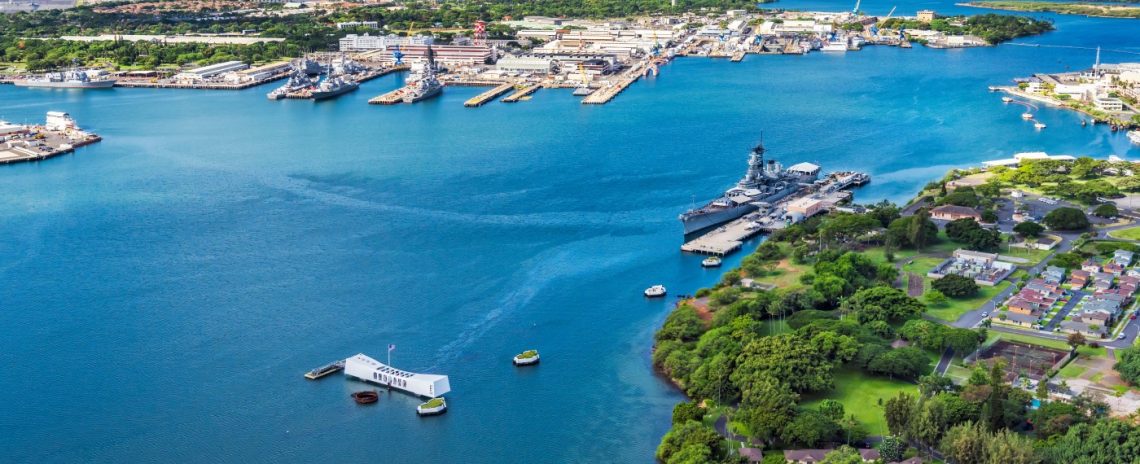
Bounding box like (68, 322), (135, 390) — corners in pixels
(961, 1), (1140, 19)
(655, 154), (1140, 463)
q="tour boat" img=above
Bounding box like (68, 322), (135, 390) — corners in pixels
(417, 397), (447, 416)
(644, 285), (667, 298)
(351, 391), (379, 404)
(1035, 122), (1047, 130)
(1021, 112), (1034, 120)
(701, 257), (722, 268)
(513, 350), (540, 366)
(1001, 96), (1013, 103)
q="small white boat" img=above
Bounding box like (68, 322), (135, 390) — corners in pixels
(1129, 130), (1140, 146)
(1001, 96), (1013, 103)
(1035, 122), (1047, 129)
(416, 397), (447, 416)
(701, 257), (722, 268)
(1021, 112), (1034, 120)
(644, 285), (667, 298)
(513, 350), (540, 366)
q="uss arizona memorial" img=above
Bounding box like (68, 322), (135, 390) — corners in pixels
(344, 353), (451, 398)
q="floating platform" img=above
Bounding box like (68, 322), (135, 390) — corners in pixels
(501, 84), (541, 103)
(368, 88), (409, 105)
(464, 83), (514, 107)
(680, 218), (764, 256)
(304, 359), (345, 380)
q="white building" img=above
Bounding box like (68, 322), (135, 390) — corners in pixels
(173, 61), (248, 82)
(1095, 96), (1124, 111)
(339, 33), (435, 52)
(981, 152), (1077, 168)
(45, 111), (76, 132)
(344, 353), (451, 399)
(336, 21), (379, 30)
(496, 56), (556, 74)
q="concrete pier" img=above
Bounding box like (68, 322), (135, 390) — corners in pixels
(680, 218), (766, 256)
(368, 88), (408, 105)
(465, 83), (515, 107)
(501, 84), (541, 103)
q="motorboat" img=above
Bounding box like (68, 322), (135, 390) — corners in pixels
(644, 285), (667, 298)
(701, 257), (722, 268)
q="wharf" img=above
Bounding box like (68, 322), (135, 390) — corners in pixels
(114, 71), (290, 90)
(369, 87), (409, 105)
(730, 50), (747, 62)
(582, 62), (649, 105)
(1, 133), (101, 165)
(501, 84), (541, 103)
(465, 83), (515, 107)
(680, 216), (767, 256)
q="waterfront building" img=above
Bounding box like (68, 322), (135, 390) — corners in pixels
(917, 10), (936, 23)
(173, 61), (248, 82)
(980, 152), (1076, 168)
(1095, 96), (1124, 112)
(786, 197), (825, 217)
(338, 33), (434, 52)
(496, 56), (557, 74)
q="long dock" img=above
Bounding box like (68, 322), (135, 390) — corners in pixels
(113, 71), (290, 90)
(501, 84), (541, 103)
(369, 87), (408, 105)
(465, 83), (514, 107)
(730, 50), (747, 62)
(680, 218), (765, 256)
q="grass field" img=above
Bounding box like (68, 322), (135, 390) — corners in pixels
(1000, 245), (1054, 266)
(1058, 363), (1087, 379)
(926, 281), (1010, 322)
(1109, 226), (1140, 241)
(800, 368), (917, 435)
(901, 256), (947, 276)
(984, 331), (1106, 358)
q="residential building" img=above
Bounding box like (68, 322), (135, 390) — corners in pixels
(1115, 250), (1135, 266)
(1062, 316), (1108, 338)
(1082, 257), (1103, 273)
(740, 448), (763, 463)
(1093, 272), (1114, 291)
(1002, 311), (1040, 327)
(927, 249), (1015, 286)
(1071, 269), (1091, 288)
(784, 449), (832, 463)
(930, 205), (982, 222)
(1042, 266), (1066, 284)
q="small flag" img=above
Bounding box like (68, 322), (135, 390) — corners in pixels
(388, 344), (396, 352)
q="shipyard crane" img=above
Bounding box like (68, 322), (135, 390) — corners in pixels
(852, 0), (861, 15)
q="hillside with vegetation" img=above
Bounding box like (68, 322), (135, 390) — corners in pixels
(964, 1), (1140, 19)
(881, 13), (1054, 44)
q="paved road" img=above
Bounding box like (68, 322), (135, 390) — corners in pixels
(935, 347), (954, 375)
(1043, 290), (1085, 331)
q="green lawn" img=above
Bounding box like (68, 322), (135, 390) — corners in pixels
(1109, 226), (1140, 241)
(926, 281), (1011, 322)
(862, 246), (918, 265)
(1058, 363), (1087, 379)
(983, 331), (1106, 358)
(800, 368), (918, 436)
(901, 257), (947, 276)
(1000, 245), (1054, 266)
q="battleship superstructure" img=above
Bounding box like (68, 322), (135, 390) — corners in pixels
(266, 66), (317, 99)
(402, 46), (443, 103)
(310, 75), (359, 100)
(679, 142), (816, 234)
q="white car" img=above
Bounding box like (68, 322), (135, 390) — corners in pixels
(981, 312), (989, 318)
(1119, 333), (1127, 340)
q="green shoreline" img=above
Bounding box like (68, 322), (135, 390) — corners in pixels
(958, 1), (1140, 19)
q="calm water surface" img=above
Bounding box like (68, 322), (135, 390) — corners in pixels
(1, 1), (1138, 462)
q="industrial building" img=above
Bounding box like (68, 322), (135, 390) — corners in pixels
(173, 61), (248, 82)
(496, 56), (558, 74)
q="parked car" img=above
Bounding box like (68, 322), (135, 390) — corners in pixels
(1119, 333), (1127, 340)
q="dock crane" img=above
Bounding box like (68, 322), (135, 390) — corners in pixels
(852, 0), (861, 15)
(871, 6), (897, 39)
(393, 22), (413, 65)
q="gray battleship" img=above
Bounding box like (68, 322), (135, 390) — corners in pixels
(16, 68), (114, 89)
(403, 46), (443, 103)
(679, 142), (817, 235)
(311, 75), (359, 100)
(266, 67), (317, 100)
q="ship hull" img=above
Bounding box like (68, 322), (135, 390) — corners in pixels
(403, 86), (442, 103)
(15, 80), (115, 89)
(311, 83), (359, 100)
(681, 203), (756, 235)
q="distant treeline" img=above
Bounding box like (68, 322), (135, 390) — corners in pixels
(882, 13), (1054, 44)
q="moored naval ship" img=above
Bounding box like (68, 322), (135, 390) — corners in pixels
(403, 46), (443, 103)
(16, 68), (114, 89)
(679, 142), (817, 235)
(310, 75), (359, 100)
(266, 68), (316, 100)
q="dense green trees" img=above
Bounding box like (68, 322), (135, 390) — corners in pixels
(1044, 207), (1090, 230)
(1115, 346), (1140, 386)
(898, 319), (983, 354)
(1014, 221), (1045, 237)
(842, 287), (925, 323)
(656, 420), (725, 463)
(888, 213), (939, 250)
(881, 13), (1053, 44)
(945, 218), (1002, 251)
(866, 347), (931, 380)
(932, 274), (980, 298)
(1093, 203), (1119, 218)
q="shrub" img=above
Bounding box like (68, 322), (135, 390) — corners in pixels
(932, 274), (979, 298)
(1043, 207), (1090, 230)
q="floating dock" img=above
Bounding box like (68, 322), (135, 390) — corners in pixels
(304, 359), (345, 380)
(730, 50), (747, 62)
(501, 84), (541, 103)
(464, 83), (514, 107)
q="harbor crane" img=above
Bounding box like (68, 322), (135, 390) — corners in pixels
(852, 0), (861, 15)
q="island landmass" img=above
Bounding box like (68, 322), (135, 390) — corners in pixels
(961, 1), (1140, 19)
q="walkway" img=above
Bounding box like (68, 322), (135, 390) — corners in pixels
(1043, 290), (1085, 331)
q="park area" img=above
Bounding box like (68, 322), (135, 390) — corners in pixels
(800, 368), (918, 435)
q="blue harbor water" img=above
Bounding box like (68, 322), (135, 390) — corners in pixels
(1, 1), (1138, 462)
